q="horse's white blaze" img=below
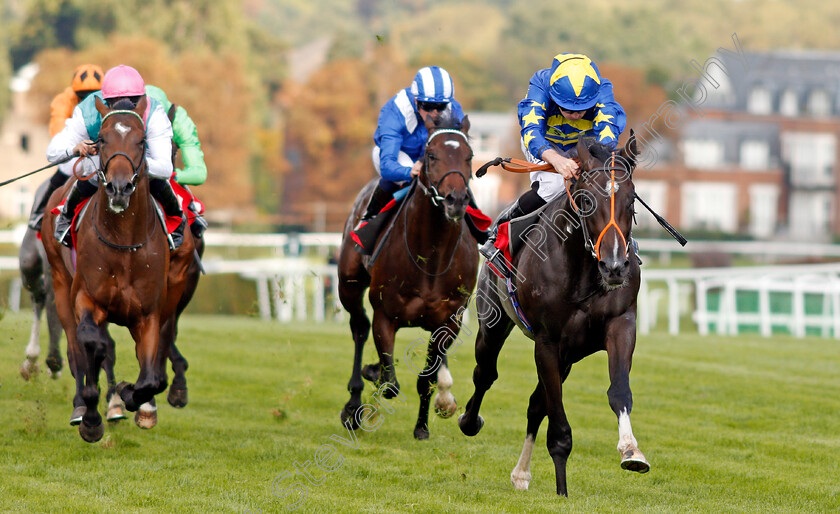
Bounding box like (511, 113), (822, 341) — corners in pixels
(616, 408), (639, 453)
(612, 236), (620, 263)
(25, 318), (41, 360)
(139, 402), (157, 413)
(115, 121), (130, 137)
(444, 140), (460, 149)
(511, 434), (535, 490)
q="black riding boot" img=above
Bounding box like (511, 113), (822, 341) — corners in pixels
(54, 179), (98, 247)
(29, 171), (69, 231)
(478, 188), (546, 277)
(150, 177), (185, 251)
(351, 185), (394, 255)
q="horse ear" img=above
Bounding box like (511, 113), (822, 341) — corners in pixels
(576, 137), (599, 171)
(619, 129), (638, 171)
(134, 95), (148, 117)
(460, 115), (470, 135)
(95, 95), (108, 116)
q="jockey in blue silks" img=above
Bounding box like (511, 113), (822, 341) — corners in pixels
(479, 53), (629, 269)
(352, 66), (465, 254)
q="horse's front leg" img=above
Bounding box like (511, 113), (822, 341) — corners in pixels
(458, 279), (514, 437)
(413, 321), (461, 440)
(119, 315), (165, 412)
(76, 307), (109, 443)
(19, 230), (45, 380)
(605, 312), (649, 473)
(536, 340), (573, 496)
(371, 310), (400, 396)
(102, 331), (127, 422)
(43, 266), (64, 378)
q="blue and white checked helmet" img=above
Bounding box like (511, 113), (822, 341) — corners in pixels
(410, 66), (454, 103)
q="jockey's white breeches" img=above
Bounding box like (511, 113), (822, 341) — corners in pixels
(521, 138), (566, 203)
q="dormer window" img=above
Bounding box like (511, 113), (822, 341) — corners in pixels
(684, 139), (725, 169)
(779, 89), (799, 117)
(807, 89), (831, 117)
(747, 86), (773, 115)
(740, 140), (769, 170)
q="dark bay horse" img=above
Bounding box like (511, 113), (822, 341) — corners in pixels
(458, 133), (648, 495)
(338, 114), (478, 439)
(42, 96), (196, 442)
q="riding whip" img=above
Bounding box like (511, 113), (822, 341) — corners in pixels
(634, 193), (688, 246)
(0, 153), (77, 188)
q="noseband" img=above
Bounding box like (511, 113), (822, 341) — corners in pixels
(567, 152), (630, 260)
(97, 110), (147, 187)
(418, 128), (471, 207)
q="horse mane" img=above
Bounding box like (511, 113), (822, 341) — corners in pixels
(431, 110), (463, 131)
(108, 98), (138, 110)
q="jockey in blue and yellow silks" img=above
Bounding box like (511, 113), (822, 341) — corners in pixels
(479, 53), (628, 271)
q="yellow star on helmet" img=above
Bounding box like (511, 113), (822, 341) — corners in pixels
(550, 54), (601, 96)
(593, 110), (614, 125)
(522, 107), (544, 126)
(599, 126), (616, 142)
(523, 130), (536, 147)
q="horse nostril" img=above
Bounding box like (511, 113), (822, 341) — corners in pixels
(598, 261), (609, 275)
(105, 183), (116, 195)
(124, 183), (135, 195)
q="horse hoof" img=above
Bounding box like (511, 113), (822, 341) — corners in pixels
(134, 409), (158, 430)
(458, 414), (484, 437)
(167, 387), (188, 408)
(79, 420), (104, 443)
(620, 448), (650, 474)
(434, 396), (457, 419)
(381, 381), (401, 399)
(107, 406), (128, 422)
(414, 426), (429, 440)
(47, 369), (61, 380)
(361, 364), (380, 382)
(19, 360), (38, 380)
(510, 470), (532, 490)
(340, 405), (361, 430)
(70, 406), (86, 426)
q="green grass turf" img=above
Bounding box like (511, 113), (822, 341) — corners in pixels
(0, 312), (838, 513)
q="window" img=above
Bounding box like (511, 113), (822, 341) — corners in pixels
(789, 191), (833, 240)
(748, 184), (779, 238)
(683, 139), (725, 169)
(782, 132), (836, 186)
(681, 182), (737, 232)
(807, 89), (831, 117)
(740, 140), (769, 170)
(779, 89), (799, 117)
(747, 86), (773, 115)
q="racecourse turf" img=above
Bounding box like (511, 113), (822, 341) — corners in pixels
(0, 312), (838, 513)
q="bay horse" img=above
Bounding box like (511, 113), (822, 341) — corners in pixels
(42, 96), (196, 442)
(338, 113), (478, 439)
(458, 133), (648, 495)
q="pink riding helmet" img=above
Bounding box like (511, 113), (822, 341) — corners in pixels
(101, 65), (145, 99)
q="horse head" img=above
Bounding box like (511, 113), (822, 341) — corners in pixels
(574, 130), (638, 288)
(94, 95), (148, 213)
(421, 113), (473, 222)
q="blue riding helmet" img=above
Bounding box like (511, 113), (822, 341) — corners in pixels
(410, 66), (454, 104)
(549, 53), (602, 111)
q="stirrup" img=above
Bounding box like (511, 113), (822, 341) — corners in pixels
(483, 247), (512, 279)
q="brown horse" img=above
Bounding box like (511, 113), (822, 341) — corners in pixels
(338, 113), (478, 439)
(458, 133), (648, 495)
(42, 96), (195, 442)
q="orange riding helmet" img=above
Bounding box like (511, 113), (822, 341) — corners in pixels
(71, 64), (104, 93)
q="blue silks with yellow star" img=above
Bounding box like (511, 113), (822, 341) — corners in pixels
(517, 57), (626, 158)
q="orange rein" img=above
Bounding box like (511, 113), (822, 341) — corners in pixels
(592, 152), (627, 261)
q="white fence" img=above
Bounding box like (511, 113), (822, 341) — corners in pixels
(3, 227), (840, 335)
(639, 262), (840, 338)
